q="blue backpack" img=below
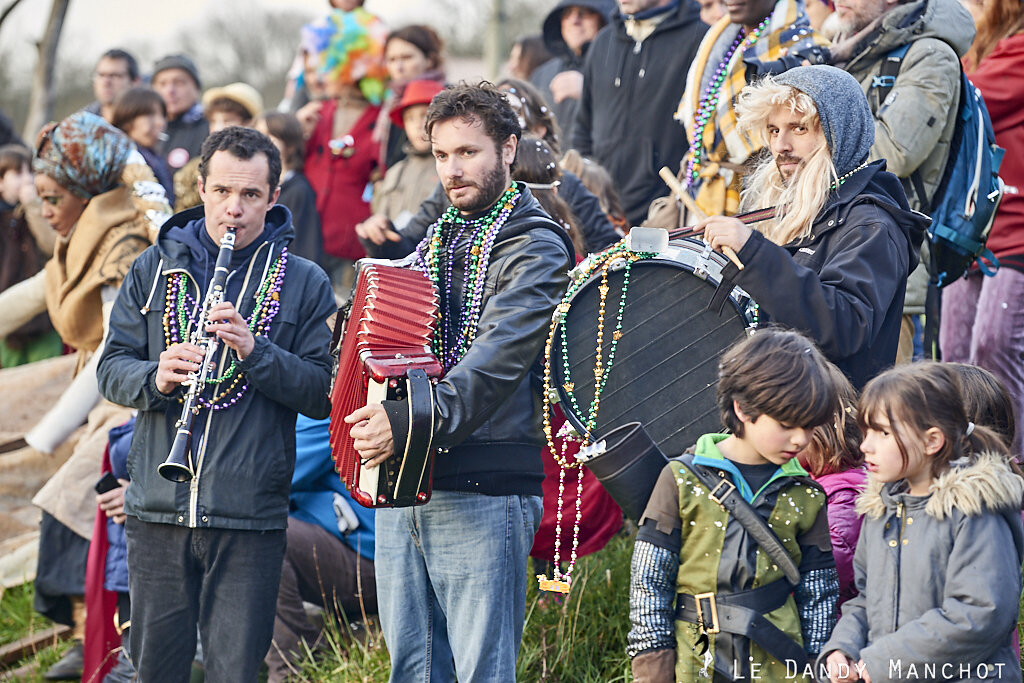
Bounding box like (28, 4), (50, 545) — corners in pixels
(874, 44), (1005, 287)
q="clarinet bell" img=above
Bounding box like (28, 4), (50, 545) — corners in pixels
(159, 429), (194, 483)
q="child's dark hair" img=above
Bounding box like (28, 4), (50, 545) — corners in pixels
(858, 362), (1009, 477)
(496, 78), (562, 155)
(717, 328), (837, 437)
(207, 97), (253, 125)
(803, 363), (863, 477)
(561, 149), (627, 231)
(257, 111), (305, 172)
(0, 143), (31, 178)
(511, 136), (585, 257)
(510, 35), (553, 82)
(949, 362), (1016, 451)
(110, 87), (166, 133)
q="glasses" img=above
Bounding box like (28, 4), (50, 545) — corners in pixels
(94, 71), (130, 81)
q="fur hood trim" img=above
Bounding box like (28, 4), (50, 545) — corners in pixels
(857, 453), (1024, 520)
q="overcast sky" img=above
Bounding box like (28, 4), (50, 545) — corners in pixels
(1, 0), (440, 77)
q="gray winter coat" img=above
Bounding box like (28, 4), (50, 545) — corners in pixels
(840, 0), (975, 314)
(818, 454), (1024, 682)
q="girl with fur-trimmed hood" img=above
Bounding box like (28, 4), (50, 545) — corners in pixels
(819, 363), (1024, 683)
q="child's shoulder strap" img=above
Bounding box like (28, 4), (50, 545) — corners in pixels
(677, 458), (801, 585)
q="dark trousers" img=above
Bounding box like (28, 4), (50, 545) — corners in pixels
(34, 511), (88, 627)
(124, 517), (285, 683)
(266, 517), (376, 683)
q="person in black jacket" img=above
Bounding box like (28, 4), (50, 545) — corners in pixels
(530, 0), (616, 146)
(347, 83), (574, 682)
(696, 65), (928, 389)
(572, 0), (707, 226)
(96, 127), (335, 682)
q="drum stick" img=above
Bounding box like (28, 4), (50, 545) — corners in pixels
(658, 167), (744, 271)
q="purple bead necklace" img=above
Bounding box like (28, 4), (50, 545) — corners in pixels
(685, 17), (771, 187)
(161, 249), (289, 410)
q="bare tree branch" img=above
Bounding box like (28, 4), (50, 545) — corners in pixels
(22, 0), (70, 141)
(0, 0), (26, 35)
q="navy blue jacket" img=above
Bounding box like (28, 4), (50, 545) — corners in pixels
(97, 204), (336, 530)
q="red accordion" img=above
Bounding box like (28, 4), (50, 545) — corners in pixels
(328, 261), (444, 508)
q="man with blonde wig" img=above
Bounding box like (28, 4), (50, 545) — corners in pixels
(696, 65), (928, 389)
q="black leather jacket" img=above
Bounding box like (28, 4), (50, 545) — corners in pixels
(373, 184), (574, 497)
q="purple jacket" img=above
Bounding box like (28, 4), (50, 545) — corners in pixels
(815, 467), (867, 607)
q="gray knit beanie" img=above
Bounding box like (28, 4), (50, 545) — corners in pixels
(775, 65), (874, 176)
(152, 54), (202, 90)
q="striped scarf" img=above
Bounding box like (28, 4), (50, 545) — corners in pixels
(675, 0), (828, 216)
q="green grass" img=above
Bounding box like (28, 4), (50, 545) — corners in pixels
(0, 583), (68, 681)
(291, 530), (636, 682)
(5, 532), (1022, 681)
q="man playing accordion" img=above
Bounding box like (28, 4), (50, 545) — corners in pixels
(352, 82), (574, 681)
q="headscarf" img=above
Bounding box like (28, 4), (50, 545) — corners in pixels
(33, 111), (133, 199)
(775, 65), (875, 177)
(300, 8), (388, 106)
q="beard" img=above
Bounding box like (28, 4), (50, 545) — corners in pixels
(445, 159), (509, 214)
(774, 154), (803, 182)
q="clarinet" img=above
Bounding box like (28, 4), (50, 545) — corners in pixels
(158, 227), (236, 483)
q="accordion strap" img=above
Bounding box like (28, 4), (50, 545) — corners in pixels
(393, 368), (436, 503)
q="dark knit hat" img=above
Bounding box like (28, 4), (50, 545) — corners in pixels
(152, 54), (201, 89)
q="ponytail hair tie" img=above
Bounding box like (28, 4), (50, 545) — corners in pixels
(965, 421), (975, 436)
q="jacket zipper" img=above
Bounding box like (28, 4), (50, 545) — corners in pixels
(892, 501), (906, 632)
(177, 239), (272, 527)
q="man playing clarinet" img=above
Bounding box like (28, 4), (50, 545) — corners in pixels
(97, 126), (336, 682)
(350, 82), (575, 681)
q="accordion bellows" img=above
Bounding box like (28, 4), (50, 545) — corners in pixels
(329, 261), (443, 508)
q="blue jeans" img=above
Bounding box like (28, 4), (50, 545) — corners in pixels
(124, 517), (285, 683)
(375, 491), (543, 682)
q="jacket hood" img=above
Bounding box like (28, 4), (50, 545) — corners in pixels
(156, 203), (294, 265)
(775, 65), (873, 177)
(814, 160), (929, 267)
(609, 0), (702, 41)
(857, 453), (1024, 520)
(542, 0), (616, 59)
(815, 467), (868, 498)
(846, 0), (975, 70)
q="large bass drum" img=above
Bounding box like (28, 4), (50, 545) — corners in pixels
(551, 238), (757, 457)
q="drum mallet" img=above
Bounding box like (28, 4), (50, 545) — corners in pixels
(658, 167), (744, 270)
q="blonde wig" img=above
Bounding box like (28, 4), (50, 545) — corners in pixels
(734, 78), (839, 246)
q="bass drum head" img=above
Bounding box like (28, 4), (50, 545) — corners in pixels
(552, 252), (752, 457)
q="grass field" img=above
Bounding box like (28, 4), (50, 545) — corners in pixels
(4, 531), (1024, 681)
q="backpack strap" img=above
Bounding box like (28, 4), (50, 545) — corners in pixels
(871, 43), (912, 111)
(677, 458), (802, 585)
